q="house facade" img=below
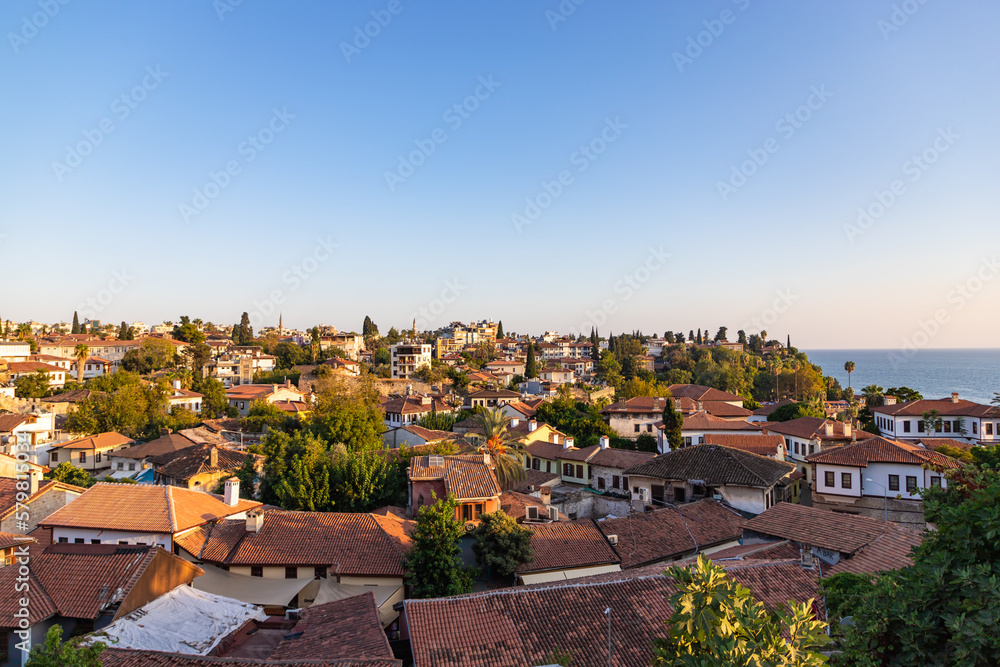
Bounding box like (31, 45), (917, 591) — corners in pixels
(870, 393), (999, 445)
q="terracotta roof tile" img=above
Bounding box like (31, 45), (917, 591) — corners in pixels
(518, 521), (620, 574)
(588, 447), (656, 470)
(48, 431), (134, 450)
(679, 411), (761, 432)
(743, 502), (891, 555)
(408, 455), (501, 501)
(40, 483), (260, 534)
(152, 445), (260, 482)
(101, 649), (401, 666)
(510, 468), (560, 493)
(826, 527), (923, 576)
(806, 436), (960, 469)
(0, 478), (86, 521)
(270, 592), (393, 661)
(703, 433), (785, 458)
(872, 397), (996, 418)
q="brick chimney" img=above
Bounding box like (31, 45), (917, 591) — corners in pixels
(224, 477), (239, 507)
(245, 509), (264, 533)
(209, 447), (219, 468)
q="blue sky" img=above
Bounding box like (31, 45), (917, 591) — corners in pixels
(1, 0), (998, 348)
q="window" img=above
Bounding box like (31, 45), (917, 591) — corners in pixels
(51, 452), (58, 462)
(128, 463), (136, 471)
(931, 476), (942, 488)
(314, 566), (327, 579)
(597, 477), (605, 490)
(91, 539), (100, 544)
(96, 452), (101, 462)
(794, 442), (800, 455)
(118, 541), (129, 545)
(988, 423), (995, 435)
(809, 444), (815, 455)
(79, 452), (86, 463)
(546, 461), (551, 473)
(74, 538), (84, 544)
(563, 463), (572, 477)
(824, 471), (834, 487)
(972, 422), (978, 434)
(917, 420), (924, 432)
(903, 421), (910, 433)
(576, 465), (584, 479)
(888, 474), (899, 491)
(285, 567), (297, 579)
(841, 473), (852, 489)
(58, 537), (68, 543)
(251, 566), (263, 577)
(117, 462), (124, 470)
(612, 474), (620, 489)
(684, 436), (692, 446)
(647, 424), (653, 432)
(532, 458), (540, 470)
(935, 422), (942, 433)
(698, 436), (704, 445)
(906, 476), (917, 492)
(943, 421), (951, 433)
(634, 424), (640, 433)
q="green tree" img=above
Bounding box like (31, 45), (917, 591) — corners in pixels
(243, 399), (290, 432)
(715, 326), (728, 342)
(46, 462), (96, 487)
(329, 448), (407, 512)
(309, 375), (385, 451)
(861, 384), (884, 408)
(885, 386), (923, 403)
(237, 312), (254, 346)
(525, 342), (538, 379)
(362, 315), (379, 338)
(385, 326), (401, 345)
(769, 402), (823, 422)
(172, 316), (205, 344)
(404, 495), (472, 598)
(472, 510), (533, 578)
(73, 343), (90, 383)
(618, 376), (670, 400)
(844, 361), (855, 390)
(184, 340), (212, 374)
(71, 311), (81, 335)
(837, 466), (1000, 665)
(466, 407), (526, 490)
(15, 371), (51, 399)
(496, 321), (504, 339)
(26, 625), (105, 667)
(652, 555), (829, 666)
(274, 341), (307, 368)
(660, 398), (683, 451)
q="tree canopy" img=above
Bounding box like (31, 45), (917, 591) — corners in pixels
(404, 495), (472, 598)
(472, 510), (533, 578)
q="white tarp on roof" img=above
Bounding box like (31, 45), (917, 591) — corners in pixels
(312, 578), (401, 608)
(90, 584), (266, 655)
(191, 563), (313, 606)
(519, 564), (622, 585)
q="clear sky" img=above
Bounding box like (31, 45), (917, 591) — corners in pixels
(1, 1), (997, 348)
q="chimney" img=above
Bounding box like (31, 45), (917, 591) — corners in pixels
(209, 447), (219, 468)
(697, 400), (703, 412)
(224, 477), (240, 507)
(421, 396), (432, 406)
(245, 509), (264, 533)
(28, 469), (40, 496)
(951, 392), (959, 403)
(160, 427), (171, 436)
(552, 434), (560, 445)
(406, 384), (413, 396)
(511, 418), (519, 428)
(173, 379), (181, 391)
(823, 421), (834, 436)
(599, 435), (610, 449)
(564, 437), (574, 450)
(800, 546), (814, 569)
(528, 420), (538, 432)
(844, 422), (852, 438)
(540, 486), (552, 503)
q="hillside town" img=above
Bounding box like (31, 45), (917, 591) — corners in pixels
(0, 314), (995, 666)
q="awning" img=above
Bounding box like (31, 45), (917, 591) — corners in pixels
(191, 563), (313, 607)
(313, 578), (404, 627)
(519, 564), (622, 585)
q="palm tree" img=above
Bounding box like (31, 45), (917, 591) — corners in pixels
(466, 407), (526, 491)
(766, 354), (783, 401)
(844, 361), (855, 390)
(861, 384), (885, 408)
(73, 344), (89, 383)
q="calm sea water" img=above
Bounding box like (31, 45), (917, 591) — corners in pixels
(803, 349), (1000, 406)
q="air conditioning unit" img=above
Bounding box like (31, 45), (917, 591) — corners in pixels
(285, 608), (301, 621)
(548, 506), (559, 521)
(607, 534), (619, 545)
(638, 488), (649, 502)
(526, 506), (539, 521)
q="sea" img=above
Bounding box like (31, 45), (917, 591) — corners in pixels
(803, 349), (1000, 406)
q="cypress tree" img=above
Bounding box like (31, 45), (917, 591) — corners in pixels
(72, 311), (80, 334)
(525, 343), (537, 379)
(496, 321), (504, 339)
(661, 399), (684, 452)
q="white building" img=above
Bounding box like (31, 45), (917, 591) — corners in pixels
(761, 417), (860, 483)
(870, 393), (999, 445)
(390, 342), (432, 379)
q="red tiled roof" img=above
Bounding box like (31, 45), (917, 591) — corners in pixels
(498, 491), (539, 521)
(588, 447), (656, 470)
(872, 397), (996, 418)
(762, 417), (867, 441)
(805, 436), (960, 469)
(597, 501), (744, 568)
(624, 444), (794, 488)
(381, 395), (451, 415)
(752, 399), (796, 416)
(0, 414), (30, 431)
(175, 510), (406, 577)
(48, 431), (134, 450)
(743, 502), (891, 555)
(680, 411), (761, 432)
(153, 445), (260, 482)
(510, 469), (560, 493)
(270, 592), (394, 661)
(405, 576), (674, 667)
(0, 478), (85, 521)
(114, 433), (198, 460)
(666, 384), (744, 403)
(100, 649), (402, 666)
(409, 455), (501, 501)
(826, 527), (923, 576)
(518, 521), (620, 574)
(703, 433), (785, 458)
(39, 483), (260, 534)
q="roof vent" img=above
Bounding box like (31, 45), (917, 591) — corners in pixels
(224, 477), (240, 507)
(606, 534), (618, 545)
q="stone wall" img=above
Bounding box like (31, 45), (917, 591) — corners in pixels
(811, 493), (926, 527)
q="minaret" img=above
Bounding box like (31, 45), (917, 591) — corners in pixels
(412, 317), (416, 338)
(278, 313), (283, 336)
